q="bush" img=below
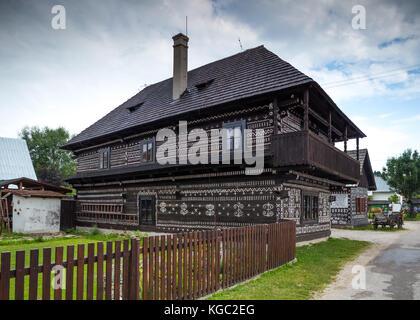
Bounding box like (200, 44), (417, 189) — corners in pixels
(89, 227), (101, 236)
(34, 235), (44, 242)
(65, 228), (76, 234)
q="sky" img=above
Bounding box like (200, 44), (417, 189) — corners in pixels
(0, 0), (419, 171)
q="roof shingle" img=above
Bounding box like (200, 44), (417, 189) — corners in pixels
(64, 46), (313, 149)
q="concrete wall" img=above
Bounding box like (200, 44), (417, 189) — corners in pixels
(12, 195), (61, 234)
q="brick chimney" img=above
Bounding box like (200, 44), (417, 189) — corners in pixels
(172, 33), (189, 100)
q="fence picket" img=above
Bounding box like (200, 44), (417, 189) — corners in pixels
(66, 245), (74, 300)
(15, 250), (25, 300)
(114, 240), (121, 300)
(29, 249), (39, 300)
(122, 239), (130, 300)
(54, 246), (64, 300)
(97, 242), (104, 300)
(43, 247), (52, 300)
(160, 235), (165, 300)
(0, 222), (296, 301)
(76, 244), (84, 300)
(105, 241), (113, 300)
(86, 243), (94, 300)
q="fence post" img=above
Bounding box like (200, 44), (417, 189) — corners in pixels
(0, 252), (11, 300)
(128, 238), (140, 300)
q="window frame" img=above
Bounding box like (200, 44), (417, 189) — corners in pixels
(221, 120), (246, 154)
(301, 192), (319, 224)
(356, 197), (366, 214)
(98, 147), (110, 170)
(139, 138), (156, 164)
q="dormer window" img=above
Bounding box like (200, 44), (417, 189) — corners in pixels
(98, 148), (110, 169)
(127, 102), (144, 113)
(140, 138), (155, 164)
(195, 79), (214, 90)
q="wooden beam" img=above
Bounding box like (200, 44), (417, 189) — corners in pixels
(344, 126), (348, 153)
(356, 137), (360, 160)
(307, 107), (342, 137)
(328, 111), (332, 144)
(273, 97), (279, 135)
(303, 89), (309, 131)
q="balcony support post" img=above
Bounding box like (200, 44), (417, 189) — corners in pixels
(344, 126), (348, 153)
(328, 111), (332, 144)
(303, 89), (309, 131)
(356, 137), (360, 160)
(273, 97), (279, 135)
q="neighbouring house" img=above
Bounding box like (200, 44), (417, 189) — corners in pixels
(407, 198), (420, 214)
(0, 178), (69, 234)
(0, 137), (37, 181)
(62, 34), (366, 242)
(368, 176), (401, 213)
(331, 149), (376, 227)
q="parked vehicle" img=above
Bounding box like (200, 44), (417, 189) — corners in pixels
(372, 207), (403, 229)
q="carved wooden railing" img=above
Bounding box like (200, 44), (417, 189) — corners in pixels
(76, 202), (137, 225)
(271, 130), (360, 183)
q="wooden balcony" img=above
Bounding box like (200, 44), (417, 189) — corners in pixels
(76, 202), (137, 225)
(271, 131), (360, 184)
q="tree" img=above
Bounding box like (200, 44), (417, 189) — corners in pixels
(382, 149), (420, 217)
(388, 193), (400, 204)
(373, 170), (382, 177)
(19, 126), (76, 186)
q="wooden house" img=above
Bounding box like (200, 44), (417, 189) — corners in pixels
(331, 149), (376, 227)
(62, 34), (366, 242)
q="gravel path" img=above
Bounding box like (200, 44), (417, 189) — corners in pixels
(314, 221), (420, 300)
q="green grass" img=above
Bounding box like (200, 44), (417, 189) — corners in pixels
(0, 231), (145, 300)
(404, 213), (420, 221)
(352, 225), (406, 232)
(208, 238), (371, 300)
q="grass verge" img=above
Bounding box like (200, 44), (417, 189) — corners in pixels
(351, 225), (406, 232)
(404, 214), (420, 221)
(208, 238), (371, 300)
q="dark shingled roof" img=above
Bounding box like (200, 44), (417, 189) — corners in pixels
(347, 149), (376, 190)
(63, 46), (313, 149)
(347, 149), (368, 175)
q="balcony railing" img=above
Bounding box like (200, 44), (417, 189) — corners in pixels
(271, 131), (360, 184)
(76, 202), (137, 225)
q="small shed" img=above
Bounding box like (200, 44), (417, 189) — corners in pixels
(0, 177), (69, 234)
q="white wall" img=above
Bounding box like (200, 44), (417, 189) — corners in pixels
(12, 195), (61, 234)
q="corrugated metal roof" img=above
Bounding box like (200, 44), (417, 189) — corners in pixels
(0, 137), (37, 181)
(374, 176), (392, 192)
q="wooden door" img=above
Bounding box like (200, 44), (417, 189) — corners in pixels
(138, 195), (156, 225)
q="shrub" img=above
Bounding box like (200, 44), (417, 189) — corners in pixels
(89, 227), (101, 236)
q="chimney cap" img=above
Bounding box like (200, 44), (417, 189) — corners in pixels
(172, 33), (189, 46)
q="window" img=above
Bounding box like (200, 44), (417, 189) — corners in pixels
(98, 148), (110, 169)
(140, 138), (155, 164)
(302, 193), (319, 222)
(356, 197), (366, 214)
(127, 102), (144, 113)
(222, 120), (246, 152)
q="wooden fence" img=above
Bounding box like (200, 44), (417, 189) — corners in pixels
(0, 221), (295, 300)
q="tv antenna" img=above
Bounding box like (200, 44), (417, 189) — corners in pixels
(186, 16), (188, 36)
(238, 38), (243, 51)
